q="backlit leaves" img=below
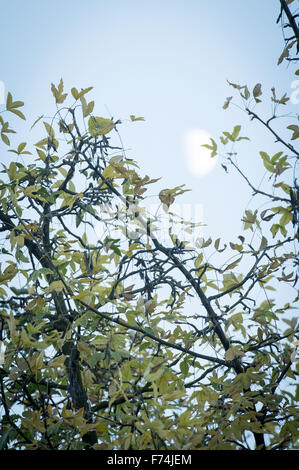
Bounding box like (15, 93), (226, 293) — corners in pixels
(130, 115), (145, 121)
(6, 92), (25, 120)
(225, 346), (245, 361)
(8, 142), (32, 156)
(287, 124), (299, 140)
(253, 83), (262, 102)
(221, 255), (242, 273)
(0, 262), (17, 283)
(221, 125), (249, 144)
(0, 77), (298, 451)
(159, 185), (190, 209)
(80, 95), (94, 118)
(159, 189), (175, 208)
(277, 39), (297, 65)
(227, 80), (243, 90)
(260, 151), (290, 174)
(202, 137), (217, 157)
(242, 209), (259, 230)
(88, 116), (115, 136)
(71, 86), (93, 100)
(222, 272), (243, 295)
(0, 118), (16, 146)
(271, 87), (289, 105)
(223, 96), (232, 109)
(51, 78), (67, 104)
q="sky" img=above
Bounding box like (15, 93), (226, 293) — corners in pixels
(0, 0), (297, 272)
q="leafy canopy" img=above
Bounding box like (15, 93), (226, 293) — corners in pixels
(0, 69), (298, 451)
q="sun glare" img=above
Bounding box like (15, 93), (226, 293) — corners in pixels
(184, 128), (218, 177)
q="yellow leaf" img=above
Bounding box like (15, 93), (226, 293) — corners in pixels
(253, 83), (262, 101)
(72, 290), (93, 304)
(88, 116), (115, 136)
(77, 341), (92, 353)
(36, 351), (44, 370)
(223, 96), (232, 109)
(163, 389), (186, 401)
(258, 236), (268, 251)
(0, 263), (17, 283)
(159, 189), (175, 208)
(195, 253), (203, 269)
(225, 347), (245, 361)
(21, 327), (31, 347)
(222, 256), (242, 272)
(48, 355), (67, 368)
(144, 298), (157, 314)
(80, 95), (94, 118)
(47, 280), (64, 293)
(51, 79), (67, 104)
(130, 115), (145, 121)
(102, 165), (116, 179)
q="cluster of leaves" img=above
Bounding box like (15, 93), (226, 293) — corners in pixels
(0, 69), (298, 450)
(276, 0), (299, 65)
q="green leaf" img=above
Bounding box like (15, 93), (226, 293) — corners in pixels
(231, 125), (241, 140)
(8, 142), (31, 156)
(287, 124), (299, 140)
(102, 165), (117, 179)
(277, 40), (296, 65)
(71, 87), (79, 100)
(258, 236), (268, 251)
(130, 115), (145, 121)
(43, 121), (55, 138)
(214, 238), (227, 252)
(222, 255), (242, 272)
(37, 187), (56, 203)
(1, 133), (10, 146)
(227, 80), (243, 90)
(225, 347), (245, 361)
(8, 108), (26, 120)
(240, 86), (250, 100)
(194, 253), (203, 269)
(30, 115), (44, 130)
(72, 86), (93, 100)
(202, 138), (217, 157)
(180, 359), (189, 376)
(80, 95), (94, 118)
(223, 96), (232, 109)
(51, 79), (67, 104)
(271, 88), (289, 105)
(36, 148), (46, 161)
(253, 83), (262, 102)
(260, 151), (275, 172)
(17, 142), (27, 153)
(270, 224), (280, 238)
(6, 91), (13, 109)
(6, 92), (24, 110)
(220, 136), (228, 145)
(88, 116), (115, 136)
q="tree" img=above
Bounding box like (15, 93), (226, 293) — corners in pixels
(0, 16), (298, 453)
(277, 0), (299, 64)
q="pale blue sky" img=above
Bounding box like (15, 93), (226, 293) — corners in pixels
(0, 0), (297, 244)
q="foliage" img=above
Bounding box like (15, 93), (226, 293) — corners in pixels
(0, 36), (298, 453)
(277, 0), (299, 65)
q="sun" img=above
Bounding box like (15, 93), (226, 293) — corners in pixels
(184, 128), (218, 177)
